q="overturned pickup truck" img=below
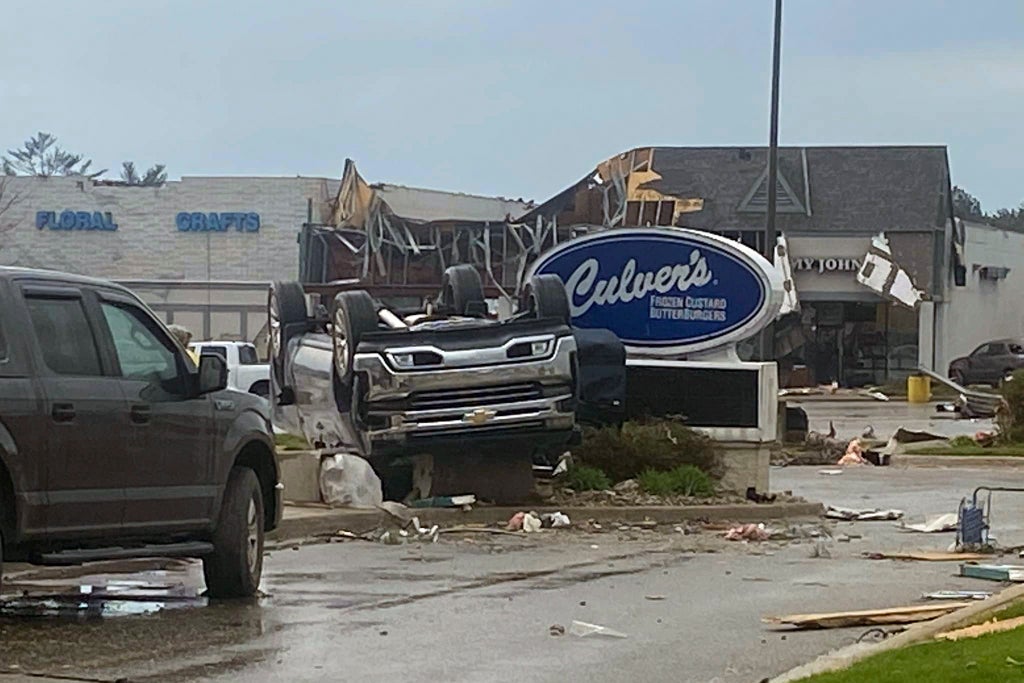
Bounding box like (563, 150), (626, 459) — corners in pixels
(268, 266), (618, 498)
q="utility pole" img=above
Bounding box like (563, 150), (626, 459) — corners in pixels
(761, 0), (783, 362)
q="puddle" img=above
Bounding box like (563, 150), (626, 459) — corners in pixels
(0, 574), (205, 620)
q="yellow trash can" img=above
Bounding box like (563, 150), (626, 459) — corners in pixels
(907, 375), (931, 403)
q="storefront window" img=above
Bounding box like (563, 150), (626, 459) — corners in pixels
(781, 301), (919, 388)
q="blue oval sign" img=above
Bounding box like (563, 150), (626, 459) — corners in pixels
(528, 228), (783, 354)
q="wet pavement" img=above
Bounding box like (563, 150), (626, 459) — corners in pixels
(5, 459), (1024, 683)
(792, 398), (994, 441)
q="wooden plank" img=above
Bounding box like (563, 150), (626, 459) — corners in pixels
(763, 602), (972, 630)
(864, 551), (993, 562)
(937, 616), (1024, 641)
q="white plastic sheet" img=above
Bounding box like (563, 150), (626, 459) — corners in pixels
(319, 453), (383, 508)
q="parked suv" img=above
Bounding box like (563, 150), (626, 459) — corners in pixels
(0, 268), (281, 597)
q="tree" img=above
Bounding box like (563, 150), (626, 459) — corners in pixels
(120, 161), (167, 186)
(989, 204), (1024, 231)
(0, 176), (22, 233)
(2, 132), (105, 178)
(952, 185), (984, 219)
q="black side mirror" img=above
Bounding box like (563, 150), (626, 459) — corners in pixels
(198, 355), (228, 394)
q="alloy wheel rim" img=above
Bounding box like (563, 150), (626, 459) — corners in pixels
(246, 498), (259, 572)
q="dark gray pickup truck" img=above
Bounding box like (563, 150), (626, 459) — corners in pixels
(0, 267), (281, 597)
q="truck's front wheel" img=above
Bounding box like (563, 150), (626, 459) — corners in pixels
(203, 467), (264, 599)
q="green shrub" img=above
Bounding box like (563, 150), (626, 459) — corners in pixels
(572, 418), (723, 483)
(948, 435), (976, 449)
(638, 465), (715, 497)
(998, 369), (1024, 443)
(565, 465), (612, 492)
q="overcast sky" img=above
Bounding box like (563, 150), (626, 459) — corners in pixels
(3, 1), (1022, 211)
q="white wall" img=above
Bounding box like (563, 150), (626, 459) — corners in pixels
(936, 223), (1024, 370)
(0, 175), (338, 281)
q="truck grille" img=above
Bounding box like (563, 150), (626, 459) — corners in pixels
(408, 383), (543, 411)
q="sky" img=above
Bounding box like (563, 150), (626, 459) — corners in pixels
(3, 0), (1023, 211)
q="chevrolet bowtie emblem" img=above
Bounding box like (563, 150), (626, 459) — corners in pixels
(463, 409), (497, 425)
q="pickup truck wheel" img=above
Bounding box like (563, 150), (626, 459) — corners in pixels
(441, 265), (484, 315)
(332, 291), (378, 411)
(524, 274), (571, 324)
(203, 467), (264, 599)
(0, 528), (4, 597)
(269, 281), (307, 386)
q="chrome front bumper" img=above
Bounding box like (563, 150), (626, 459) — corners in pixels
(353, 335), (578, 443)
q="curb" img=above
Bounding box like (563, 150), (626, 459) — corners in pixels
(269, 502), (825, 542)
(769, 583), (1024, 682)
(895, 455), (1024, 468)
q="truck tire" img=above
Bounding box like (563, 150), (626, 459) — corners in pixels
(203, 467), (264, 599)
(332, 291), (378, 410)
(441, 265), (485, 315)
(0, 527), (4, 596)
(523, 273), (571, 324)
(269, 281), (307, 386)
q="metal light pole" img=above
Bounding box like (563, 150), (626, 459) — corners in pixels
(761, 0), (783, 362)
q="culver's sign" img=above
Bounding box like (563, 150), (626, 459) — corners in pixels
(528, 228), (784, 354)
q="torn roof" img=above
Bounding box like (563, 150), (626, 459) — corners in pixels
(371, 182), (534, 223)
(330, 159), (533, 227)
(521, 145), (952, 232)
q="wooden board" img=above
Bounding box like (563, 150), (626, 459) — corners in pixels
(960, 564), (1024, 582)
(864, 551), (993, 562)
(937, 616), (1024, 641)
(763, 602), (973, 629)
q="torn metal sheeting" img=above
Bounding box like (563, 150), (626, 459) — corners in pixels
(959, 564), (1024, 582)
(763, 602), (973, 630)
(899, 513), (959, 533)
(825, 506), (904, 521)
(924, 590), (992, 601)
(855, 232), (925, 309)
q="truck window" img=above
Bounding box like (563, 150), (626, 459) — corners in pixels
(238, 345), (260, 365)
(25, 296), (103, 376)
(100, 302), (179, 384)
(201, 346), (228, 361)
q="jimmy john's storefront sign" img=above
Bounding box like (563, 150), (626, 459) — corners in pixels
(793, 257), (862, 274)
(528, 227), (784, 355)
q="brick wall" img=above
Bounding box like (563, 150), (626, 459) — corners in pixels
(0, 175), (339, 281)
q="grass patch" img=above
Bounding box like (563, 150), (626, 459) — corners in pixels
(638, 465), (715, 497)
(564, 465), (612, 492)
(794, 623), (1024, 682)
(572, 419), (723, 483)
(275, 433), (311, 451)
(906, 444), (1024, 457)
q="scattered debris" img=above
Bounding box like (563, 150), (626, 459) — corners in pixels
(506, 512), (526, 531)
(864, 551), (992, 562)
(864, 391), (890, 402)
(569, 620), (628, 639)
(410, 495), (476, 509)
(522, 513), (542, 533)
(877, 427), (949, 456)
(959, 564), (1024, 582)
(724, 523), (771, 542)
(549, 624), (566, 637)
(613, 479), (639, 494)
(541, 512), (572, 528)
(900, 513), (959, 533)
(837, 438), (869, 466)
(644, 595), (666, 601)
(924, 590), (992, 601)
(862, 425), (876, 439)
(438, 526), (531, 538)
(937, 616), (1024, 641)
(746, 487), (777, 503)
(826, 506), (904, 521)
(809, 540), (832, 559)
(763, 602), (973, 630)
(818, 469), (844, 476)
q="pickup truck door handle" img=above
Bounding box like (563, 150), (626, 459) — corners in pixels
(130, 404), (151, 424)
(51, 403), (76, 422)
